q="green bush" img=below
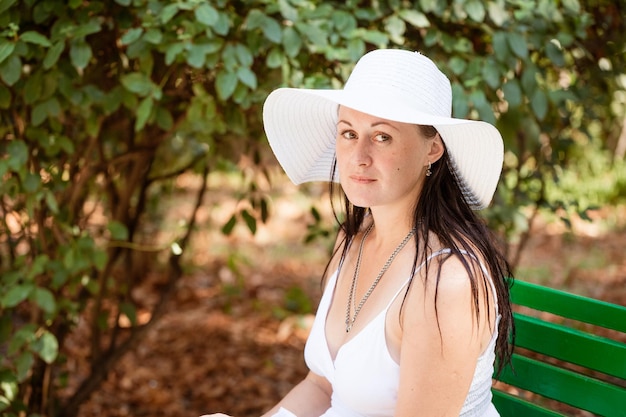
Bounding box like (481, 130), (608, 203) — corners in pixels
(0, 0), (624, 416)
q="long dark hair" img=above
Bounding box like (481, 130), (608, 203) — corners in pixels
(325, 125), (514, 375)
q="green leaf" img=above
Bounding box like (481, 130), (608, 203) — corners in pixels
(31, 331), (58, 364)
(246, 9), (266, 30)
(143, 28), (162, 44)
(31, 97), (61, 126)
(23, 172), (40, 193)
(261, 16), (282, 43)
(481, 59), (501, 89)
(187, 43), (207, 68)
(44, 190), (59, 214)
(107, 220), (129, 241)
(101, 86), (122, 114)
(451, 83), (469, 117)
(521, 66), (537, 95)
(31, 102), (47, 126)
(0, 40), (15, 65)
(562, 0), (581, 14)
(114, 0), (131, 5)
(419, 0), (440, 13)
(448, 56), (467, 75)
(120, 27), (143, 45)
(266, 48), (283, 68)
(260, 198), (269, 223)
(451, 37), (473, 53)
(212, 11), (230, 36)
(234, 43), (253, 67)
(502, 79), (523, 107)
(165, 42), (185, 65)
(332, 11), (356, 32)
(0, 55), (21, 86)
(195, 3), (218, 26)
(0, 0), (17, 15)
(9, 324), (37, 355)
(361, 29), (388, 47)
(24, 70), (42, 105)
(93, 248), (108, 271)
(120, 72), (153, 96)
(43, 41), (65, 69)
(72, 19), (102, 38)
(530, 89), (548, 120)
(15, 351), (34, 382)
(216, 69), (237, 100)
(70, 40), (92, 70)
(0, 314), (12, 343)
(6, 140), (28, 169)
(507, 32), (528, 59)
(469, 89), (495, 124)
(282, 27), (301, 57)
(31, 288), (56, 314)
(545, 40), (565, 67)
(155, 106), (173, 130)
(278, 0), (298, 21)
(246, 10), (281, 41)
(27, 254), (49, 280)
(187, 41), (221, 68)
(492, 31), (508, 61)
(398, 9), (430, 28)
(487, 1), (509, 26)
(20, 31), (51, 47)
(0, 84), (12, 109)
(135, 96), (153, 131)
(119, 302), (137, 326)
(465, 0), (485, 22)
(160, 3), (179, 24)
(221, 215), (236, 235)
(347, 38), (365, 62)
(2, 284), (33, 308)
(241, 209), (257, 234)
(237, 67), (257, 89)
(385, 15), (406, 43)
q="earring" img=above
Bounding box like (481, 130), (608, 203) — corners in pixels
(426, 161), (432, 177)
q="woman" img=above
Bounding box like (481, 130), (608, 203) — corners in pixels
(208, 49), (514, 417)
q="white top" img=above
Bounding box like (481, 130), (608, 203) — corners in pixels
(301, 249), (501, 417)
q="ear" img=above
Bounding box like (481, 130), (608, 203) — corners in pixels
(427, 133), (445, 163)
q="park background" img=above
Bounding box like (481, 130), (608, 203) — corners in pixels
(0, 0), (625, 416)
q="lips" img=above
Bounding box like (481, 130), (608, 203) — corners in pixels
(349, 175), (376, 184)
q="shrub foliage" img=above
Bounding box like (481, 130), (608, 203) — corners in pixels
(0, 0), (624, 415)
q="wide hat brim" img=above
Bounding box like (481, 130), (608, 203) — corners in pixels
(262, 50), (504, 210)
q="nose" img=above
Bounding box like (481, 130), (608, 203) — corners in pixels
(352, 137), (372, 167)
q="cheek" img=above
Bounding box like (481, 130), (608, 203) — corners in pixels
(335, 141), (348, 162)
(391, 150), (424, 176)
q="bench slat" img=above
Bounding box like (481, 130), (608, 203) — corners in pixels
(491, 390), (565, 417)
(511, 280), (626, 332)
(497, 354), (626, 416)
(515, 313), (626, 379)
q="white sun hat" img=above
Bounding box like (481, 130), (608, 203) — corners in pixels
(262, 49), (504, 210)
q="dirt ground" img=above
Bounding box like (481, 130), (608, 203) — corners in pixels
(75, 179), (626, 417)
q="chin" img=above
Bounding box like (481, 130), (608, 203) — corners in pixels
(345, 196), (376, 209)
(341, 185), (381, 208)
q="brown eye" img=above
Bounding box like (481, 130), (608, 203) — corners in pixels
(340, 130), (357, 140)
(374, 133), (391, 142)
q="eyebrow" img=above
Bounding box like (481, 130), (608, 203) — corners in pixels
(337, 119), (400, 131)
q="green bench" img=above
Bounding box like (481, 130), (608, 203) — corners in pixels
(492, 280), (626, 417)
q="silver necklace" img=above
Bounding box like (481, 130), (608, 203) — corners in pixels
(345, 223), (415, 333)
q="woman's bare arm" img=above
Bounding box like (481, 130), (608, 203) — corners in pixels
(394, 256), (496, 417)
(260, 371), (332, 417)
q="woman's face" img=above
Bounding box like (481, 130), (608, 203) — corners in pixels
(335, 106), (440, 211)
